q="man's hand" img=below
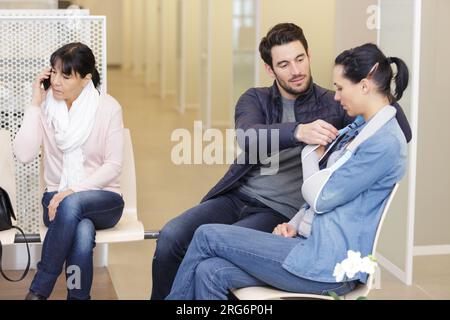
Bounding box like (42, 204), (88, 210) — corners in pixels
(295, 120), (339, 145)
(48, 189), (74, 222)
(272, 223), (297, 238)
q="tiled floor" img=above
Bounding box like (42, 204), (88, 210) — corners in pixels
(373, 255), (450, 300)
(0, 268), (116, 300)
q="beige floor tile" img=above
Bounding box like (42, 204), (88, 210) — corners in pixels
(0, 268), (117, 300)
(410, 256), (450, 299)
(368, 266), (433, 300)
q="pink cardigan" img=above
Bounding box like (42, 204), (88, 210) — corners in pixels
(13, 94), (124, 195)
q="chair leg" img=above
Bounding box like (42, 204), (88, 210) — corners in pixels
(374, 266), (382, 289)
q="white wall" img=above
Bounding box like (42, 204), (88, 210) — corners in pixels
(144, 0), (159, 86)
(122, 0), (146, 74)
(335, 0), (378, 55)
(161, 0), (177, 97)
(185, 0), (200, 108)
(198, 0), (233, 128)
(121, 0), (132, 70)
(415, 0), (450, 246)
(131, 0), (145, 76)
(0, 0), (57, 9)
(72, 0), (123, 66)
(210, 0), (233, 126)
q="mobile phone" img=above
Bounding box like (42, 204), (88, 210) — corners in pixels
(42, 76), (51, 91)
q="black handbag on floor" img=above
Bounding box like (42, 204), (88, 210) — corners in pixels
(0, 186), (30, 282)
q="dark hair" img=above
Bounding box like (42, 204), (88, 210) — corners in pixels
(50, 42), (101, 89)
(259, 23), (309, 68)
(335, 43), (409, 102)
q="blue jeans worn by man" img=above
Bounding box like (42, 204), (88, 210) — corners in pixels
(30, 190), (124, 300)
(152, 190), (289, 299)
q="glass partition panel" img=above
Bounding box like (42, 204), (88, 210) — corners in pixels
(232, 0), (257, 114)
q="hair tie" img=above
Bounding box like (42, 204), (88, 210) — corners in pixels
(387, 57), (393, 64)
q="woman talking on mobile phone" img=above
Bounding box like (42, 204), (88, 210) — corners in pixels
(14, 42), (125, 300)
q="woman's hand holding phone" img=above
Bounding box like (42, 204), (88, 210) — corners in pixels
(31, 68), (51, 107)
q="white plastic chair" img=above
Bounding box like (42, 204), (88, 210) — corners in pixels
(231, 183), (400, 300)
(0, 130), (18, 246)
(39, 128), (145, 243)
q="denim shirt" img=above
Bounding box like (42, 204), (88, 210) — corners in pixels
(282, 117), (407, 283)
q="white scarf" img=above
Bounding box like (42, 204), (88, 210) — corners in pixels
(44, 81), (100, 192)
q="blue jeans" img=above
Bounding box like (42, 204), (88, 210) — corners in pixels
(151, 190), (289, 300)
(166, 224), (356, 300)
(30, 190), (124, 300)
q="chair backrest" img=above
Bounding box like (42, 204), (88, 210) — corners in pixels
(344, 183), (399, 299)
(371, 183), (400, 257)
(121, 129), (137, 219)
(0, 129), (17, 215)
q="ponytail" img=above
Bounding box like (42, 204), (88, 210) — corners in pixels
(92, 67), (101, 89)
(389, 57), (409, 102)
